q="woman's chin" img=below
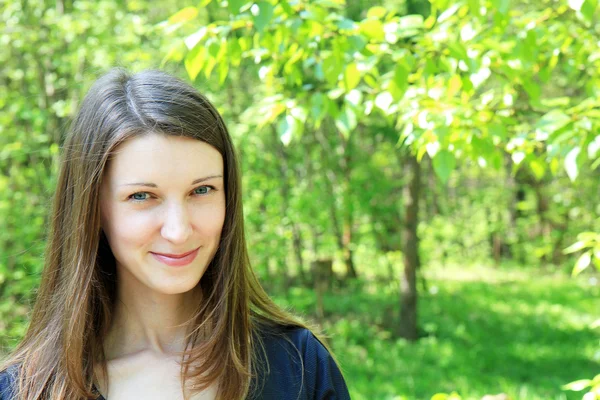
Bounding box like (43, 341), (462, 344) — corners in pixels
(148, 276), (202, 296)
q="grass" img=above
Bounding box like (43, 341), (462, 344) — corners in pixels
(270, 264), (600, 400)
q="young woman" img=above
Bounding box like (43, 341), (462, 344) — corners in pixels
(0, 69), (350, 400)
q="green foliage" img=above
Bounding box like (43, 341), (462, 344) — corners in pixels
(273, 263), (599, 399)
(167, 0), (600, 182)
(562, 375), (600, 400)
(564, 232), (600, 276)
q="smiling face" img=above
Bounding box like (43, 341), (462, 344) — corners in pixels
(99, 133), (226, 296)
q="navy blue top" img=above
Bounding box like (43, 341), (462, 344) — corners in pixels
(0, 327), (350, 399)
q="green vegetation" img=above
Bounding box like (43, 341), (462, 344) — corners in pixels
(274, 263), (599, 399)
(1, 0), (599, 398)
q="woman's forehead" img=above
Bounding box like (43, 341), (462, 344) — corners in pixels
(105, 134), (224, 185)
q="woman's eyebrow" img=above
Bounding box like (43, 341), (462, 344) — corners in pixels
(120, 174), (224, 187)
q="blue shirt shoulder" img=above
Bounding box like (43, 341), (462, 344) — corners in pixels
(250, 326), (351, 400)
(0, 365), (17, 400)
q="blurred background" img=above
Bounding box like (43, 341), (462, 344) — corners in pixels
(1, 0), (599, 399)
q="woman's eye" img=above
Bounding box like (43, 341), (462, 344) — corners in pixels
(127, 187), (213, 202)
(129, 192), (150, 201)
(193, 185), (213, 196)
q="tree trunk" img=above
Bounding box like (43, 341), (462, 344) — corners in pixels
(398, 153), (421, 341)
(342, 215), (357, 279)
(552, 213), (569, 265)
(427, 156), (440, 217)
(315, 124), (358, 280)
(533, 181), (552, 263)
(504, 152), (517, 260)
(324, 172), (357, 280)
(312, 259), (333, 320)
(291, 224), (307, 284)
(271, 126), (303, 286)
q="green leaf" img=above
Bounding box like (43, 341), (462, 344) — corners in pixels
(310, 92), (328, 125)
(577, 232), (600, 242)
(360, 19), (385, 41)
(367, 6), (387, 18)
(498, 0), (510, 15)
(218, 59), (229, 84)
(536, 111), (571, 135)
(573, 251), (592, 276)
(461, 75), (474, 94)
(278, 115), (298, 146)
(254, 2), (274, 32)
(562, 379), (592, 392)
(184, 45), (206, 81)
(284, 47), (304, 74)
(168, 7), (198, 24)
(322, 56), (342, 85)
(489, 150), (503, 170)
(161, 43), (186, 67)
(447, 75), (462, 97)
(564, 146), (580, 182)
(397, 15), (424, 31)
(467, 0), (481, 17)
(435, 126), (449, 144)
(279, 0), (294, 16)
(260, 102), (285, 128)
(523, 79), (540, 103)
(488, 123), (506, 140)
(394, 63), (409, 93)
(528, 159), (546, 180)
(228, 39), (243, 66)
(228, 0), (245, 15)
(336, 18), (355, 30)
(471, 135), (496, 159)
(344, 63), (360, 91)
(447, 42), (468, 61)
(204, 56), (218, 79)
(433, 150), (456, 184)
(364, 74), (379, 89)
(207, 39), (221, 58)
(335, 106), (357, 139)
(388, 80), (405, 101)
(581, 0), (598, 22)
(347, 35), (367, 51)
(184, 27), (207, 50)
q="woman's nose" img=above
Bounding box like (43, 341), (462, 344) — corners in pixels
(161, 202), (193, 244)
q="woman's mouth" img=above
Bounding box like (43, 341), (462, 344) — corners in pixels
(150, 247), (200, 267)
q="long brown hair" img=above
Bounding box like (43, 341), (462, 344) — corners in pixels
(1, 68), (330, 399)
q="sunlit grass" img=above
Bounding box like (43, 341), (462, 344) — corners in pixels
(270, 263), (600, 400)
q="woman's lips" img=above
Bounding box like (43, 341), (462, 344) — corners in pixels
(150, 247), (200, 267)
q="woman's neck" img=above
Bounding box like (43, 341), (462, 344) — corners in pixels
(104, 268), (203, 360)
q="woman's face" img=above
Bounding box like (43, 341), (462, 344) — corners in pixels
(99, 133), (226, 296)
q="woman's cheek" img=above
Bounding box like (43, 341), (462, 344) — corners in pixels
(117, 209), (158, 242)
(200, 203), (225, 235)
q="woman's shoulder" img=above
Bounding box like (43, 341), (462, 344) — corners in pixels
(252, 325), (350, 400)
(262, 326), (335, 365)
(0, 365), (18, 399)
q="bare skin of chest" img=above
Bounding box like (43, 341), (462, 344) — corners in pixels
(96, 352), (218, 400)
